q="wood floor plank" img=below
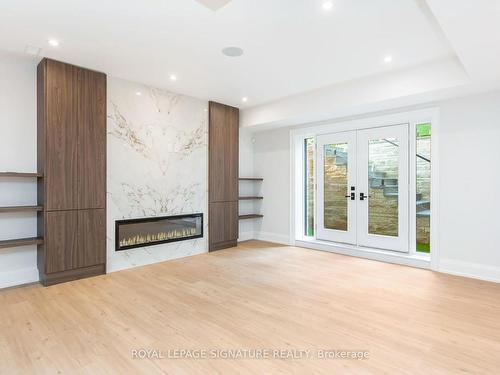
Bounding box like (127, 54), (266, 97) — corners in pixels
(1, 240), (500, 374)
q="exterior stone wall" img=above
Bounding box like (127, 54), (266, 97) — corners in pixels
(416, 136), (431, 246)
(324, 148), (348, 230)
(367, 139), (399, 236)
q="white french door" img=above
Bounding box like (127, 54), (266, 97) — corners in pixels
(316, 131), (357, 244)
(316, 124), (409, 253)
(357, 125), (409, 252)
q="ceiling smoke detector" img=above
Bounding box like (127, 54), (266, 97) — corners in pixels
(196, 0), (232, 11)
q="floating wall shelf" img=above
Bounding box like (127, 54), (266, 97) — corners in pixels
(0, 172), (43, 177)
(239, 214), (264, 220)
(0, 172), (44, 252)
(238, 178), (264, 220)
(0, 205), (44, 213)
(0, 237), (44, 249)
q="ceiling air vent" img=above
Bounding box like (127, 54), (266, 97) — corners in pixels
(196, 0), (232, 11)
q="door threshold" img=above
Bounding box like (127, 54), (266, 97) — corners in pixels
(295, 238), (430, 269)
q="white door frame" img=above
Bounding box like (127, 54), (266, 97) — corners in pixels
(290, 107), (440, 270)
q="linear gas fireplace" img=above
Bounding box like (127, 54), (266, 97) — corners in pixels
(115, 213), (203, 251)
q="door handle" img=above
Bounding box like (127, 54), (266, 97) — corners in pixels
(360, 192), (371, 200)
(345, 193), (356, 200)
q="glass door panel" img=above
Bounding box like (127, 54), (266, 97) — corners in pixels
(368, 137), (400, 237)
(357, 125), (409, 252)
(324, 143), (348, 231)
(316, 132), (356, 244)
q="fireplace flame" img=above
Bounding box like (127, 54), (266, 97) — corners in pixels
(119, 227), (198, 247)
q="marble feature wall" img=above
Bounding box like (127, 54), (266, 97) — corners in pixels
(107, 77), (208, 272)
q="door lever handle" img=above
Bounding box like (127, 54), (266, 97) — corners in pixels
(360, 192), (371, 200)
(345, 193), (356, 200)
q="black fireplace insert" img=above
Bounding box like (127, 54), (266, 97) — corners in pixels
(115, 213), (203, 251)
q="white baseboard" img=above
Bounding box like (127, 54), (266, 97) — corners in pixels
(238, 231), (256, 242)
(0, 267), (39, 289)
(439, 259), (500, 283)
(253, 231), (291, 245)
(238, 231), (291, 246)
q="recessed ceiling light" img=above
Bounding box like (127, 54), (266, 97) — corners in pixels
(322, 1), (334, 11)
(196, 0), (232, 11)
(242, 97), (248, 103)
(169, 74), (177, 81)
(48, 39), (59, 47)
(222, 46), (244, 57)
(384, 55), (393, 63)
(135, 91), (142, 96)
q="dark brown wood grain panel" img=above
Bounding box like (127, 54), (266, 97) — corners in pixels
(77, 209), (106, 268)
(209, 201), (238, 251)
(37, 58), (107, 285)
(77, 69), (107, 209)
(209, 102), (239, 203)
(45, 210), (78, 274)
(225, 106), (239, 201)
(209, 202), (225, 245)
(44, 59), (78, 211)
(226, 200), (238, 242)
(209, 102), (227, 203)
(41, 263), (105, 286)
(208, 101), (239, 251)
(37, 60), (46, 208)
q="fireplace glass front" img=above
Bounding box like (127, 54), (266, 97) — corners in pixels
(115, 213), (203, 251)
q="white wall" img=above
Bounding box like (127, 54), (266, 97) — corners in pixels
(249, 90), (500, 282)
(252, 127), (291, 244)
(238, 127), (257, 241)
(0, 52), (39, 288)
(438, 91), (500, 281)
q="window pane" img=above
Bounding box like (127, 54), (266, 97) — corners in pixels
(324, 143), (348, 231)
(368, 138), (399, 237)
(304, 138), (315, 236)
(416, 123), (431, 253)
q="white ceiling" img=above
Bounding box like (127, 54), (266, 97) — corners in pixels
(242, 0), (500, 128)
(426, 0), (500, 82)
(0, 0), (462, 108)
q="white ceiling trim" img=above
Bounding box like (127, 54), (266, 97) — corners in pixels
(240, 57), (471, 129)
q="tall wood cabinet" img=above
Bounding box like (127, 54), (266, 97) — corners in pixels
(208, 101), (239, 251)
(37, 58), (106, 286)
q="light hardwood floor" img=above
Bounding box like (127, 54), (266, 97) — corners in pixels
(1, 241), (500, 374)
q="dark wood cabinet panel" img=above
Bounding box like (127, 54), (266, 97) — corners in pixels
(77, 209), (106, 268)
(209, 102), (239, 203)
(225, 106), (239, 201)
(37, 58), (107, 285)
(44, 59), (79, 211)
(45, 211), (78, 274)
(209, 202), (238, 250)
(77, 69), (107, 209)
(209, 102), (227, 203)
(208, 101), (239, 251)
